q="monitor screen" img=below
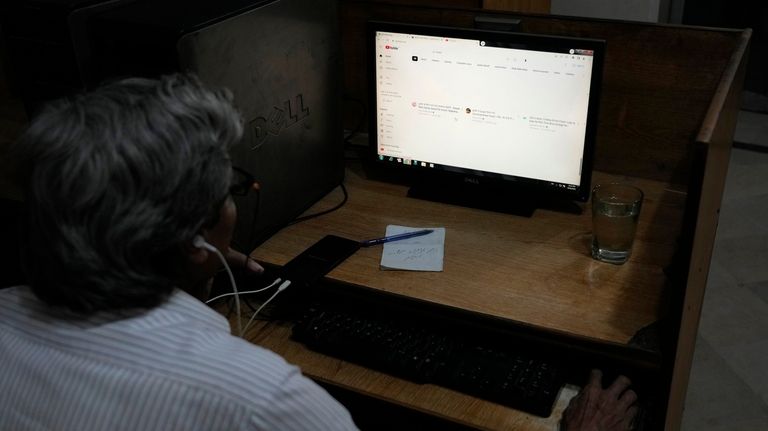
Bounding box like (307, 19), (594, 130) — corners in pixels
(368, 21), (605, 212)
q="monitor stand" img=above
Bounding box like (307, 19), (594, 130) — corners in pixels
(407, 181), (582, 218)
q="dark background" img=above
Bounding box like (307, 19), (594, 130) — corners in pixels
(683, 0), (768, 110)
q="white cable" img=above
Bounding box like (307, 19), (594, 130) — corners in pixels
(207, 246), (243, 337)
(242, 280), (291, 334)
(205, 278), (282, 304)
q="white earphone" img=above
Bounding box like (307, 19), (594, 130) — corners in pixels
(194, 234), (291, 337)
(193, 235), (217, 252)
(194, 234), (243, 336)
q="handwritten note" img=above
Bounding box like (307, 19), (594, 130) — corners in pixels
(380, 225), (445, 271)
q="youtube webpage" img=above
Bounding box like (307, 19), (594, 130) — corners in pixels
(375, 31), (595, 187)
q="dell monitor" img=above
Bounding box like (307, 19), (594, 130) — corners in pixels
(368, 21), (605, 216)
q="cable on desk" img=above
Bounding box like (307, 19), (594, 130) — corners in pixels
(286, 183), (348, 226)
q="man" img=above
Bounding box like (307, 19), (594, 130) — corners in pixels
(1, 74), (357, 430)
(0, 74), (636, 430)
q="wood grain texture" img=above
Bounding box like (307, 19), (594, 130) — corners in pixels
(663, 29), (751, 431)
(251, 165), (685, 346)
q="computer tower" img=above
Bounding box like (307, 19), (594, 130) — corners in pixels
(175, 0), (344, 250)
(3, 0), (344, 250)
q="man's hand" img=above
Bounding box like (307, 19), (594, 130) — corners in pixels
(197, 247), (264, 302)
(225, 247), (264, 274)
(561, 370), (639, 431)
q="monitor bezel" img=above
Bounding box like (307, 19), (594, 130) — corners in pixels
(367, 20), (606, 204)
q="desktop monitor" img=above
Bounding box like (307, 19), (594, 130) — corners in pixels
(368, 21), (605, 216)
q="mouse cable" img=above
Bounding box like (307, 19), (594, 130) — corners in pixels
(205, 277), (283, 305)
(242, 280), (292, 334)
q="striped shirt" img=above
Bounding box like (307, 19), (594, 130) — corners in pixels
(0, 286), (358, 431)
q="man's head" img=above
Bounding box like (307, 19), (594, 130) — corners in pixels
(13, 73), (243, 314)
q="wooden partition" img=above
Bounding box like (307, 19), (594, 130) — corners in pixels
(335, 2), (751, 428)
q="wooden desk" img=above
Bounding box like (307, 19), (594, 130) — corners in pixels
(236, 5), (750, 430)
(252, 165), (684, 347)
(238, 163), (682, 430)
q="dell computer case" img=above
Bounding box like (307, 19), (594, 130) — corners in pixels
(175, 0), (344, 250)
(4, 0), (344, 250)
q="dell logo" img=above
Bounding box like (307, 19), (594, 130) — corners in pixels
(463, 177), (480, 185)
(249, 94), (309, 150)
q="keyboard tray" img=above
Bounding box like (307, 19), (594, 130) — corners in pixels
(292, 300), (566, 417)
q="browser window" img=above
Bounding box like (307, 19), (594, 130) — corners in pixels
(375, 30), (595, 188)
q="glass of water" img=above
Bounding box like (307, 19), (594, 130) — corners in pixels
(591, 183), (644, 264)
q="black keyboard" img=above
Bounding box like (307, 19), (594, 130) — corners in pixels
(292, 301), (566, 417)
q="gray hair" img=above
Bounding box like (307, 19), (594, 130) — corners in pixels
(13, 73), (243, 313)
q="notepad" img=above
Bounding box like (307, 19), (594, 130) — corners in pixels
(380, 225), (445, 271)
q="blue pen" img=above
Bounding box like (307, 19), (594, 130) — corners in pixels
(361, 229), (434, 247)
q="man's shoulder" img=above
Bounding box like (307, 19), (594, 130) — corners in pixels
(183, 329), (296, 379)
(140, 317), (299, 389)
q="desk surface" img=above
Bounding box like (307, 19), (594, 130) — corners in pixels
(251, 164), (685, 346)
(242, 164), (685, 429)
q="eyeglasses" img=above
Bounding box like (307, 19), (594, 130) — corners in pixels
(201, 166), (259, 230)
(230, 166), (259, 196)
